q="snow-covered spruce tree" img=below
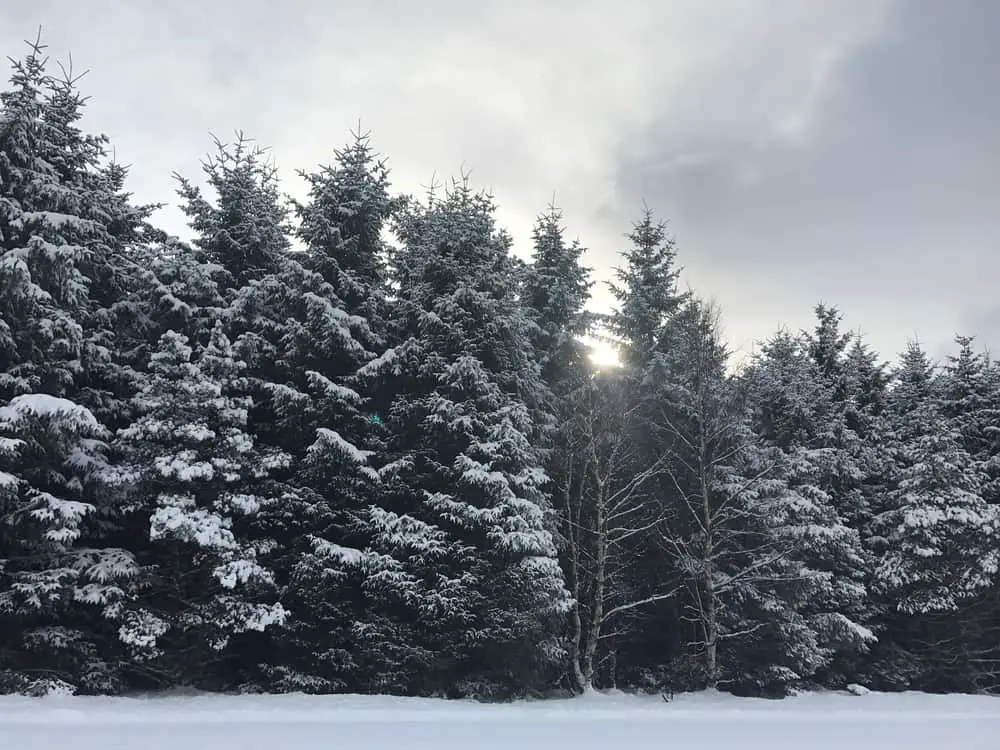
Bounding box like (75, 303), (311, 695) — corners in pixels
(103, 324), (287, 688)
(0, 41), (91, 402)
(521, 204), (594, 395)
(0, 394), (135, 695)
(519, 205), (609, 692)
(591, 208), (691, 690)
(868, 340), (1000, 691)
(741, 327), (875, 691)
(296, 128), (396, 310)
(235, 132), (398, 693)
(803, 307), (886, 537)
(172, 134), (296, 454)
(606, 207), (688, 372)
(937, 336), (1000, 506)
(800, 311), (888, 686)
(163, 136), (311, 689)
(0, 38), (152, 694)
(175, 132), (291, 295)
(356, 178), (570, 698)
(0, 39), (159, 427)
(43, 86), (162, 433)
(876, 340), (998, 612)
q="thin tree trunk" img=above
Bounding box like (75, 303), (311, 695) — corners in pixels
(582, 474), (606, 691)
(700, 430), (719, 689)
(564, 463), (588, 694)
(704, 581), (718, 689)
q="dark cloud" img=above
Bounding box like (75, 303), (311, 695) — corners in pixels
(616, 0), (1000, 361)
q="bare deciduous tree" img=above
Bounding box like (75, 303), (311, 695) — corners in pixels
(558, 372), (677, 692)
(648, 300), (793, 689)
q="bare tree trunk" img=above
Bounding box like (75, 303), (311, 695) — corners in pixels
(582, 468), (606, 691)
(700, 442), (719, 689)
(703, 581), (718, 689)
(562, 449), (589, 694)
(558, 374), (677, 695)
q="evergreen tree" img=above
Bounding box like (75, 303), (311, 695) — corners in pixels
(876, 401), (999, 615)
(519, 205), (607, 692)
(866, 339), (1000, 692)
(296, 128), (395, 303)
(522, 203), (594, 392)
(104, 326), (287, 687)
(252, 133), (396, 693)
(0, 37), (151, 694)
(742, 328), (875, 686)
(175, 133), (291, 294)
(357, 179), (570, 697)
(0, 41), (88, 401)
(593, 208), (692, 689)
(607, 208), (688, 371)
(937, 336), (1000, 506)
(0, 394), (135, 695)
(873, 339), (998, 647)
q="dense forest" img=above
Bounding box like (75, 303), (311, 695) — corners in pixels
(1, 39), (998, 700)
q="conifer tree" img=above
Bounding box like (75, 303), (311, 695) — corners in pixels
(0, 37), (150, 694)
(876, 339), (1000, 614)
(175, 133), (291, 294)
(607, 208), (688, 372)
(522, 204), (594, 392)
(0, 394), (136, 695)
(519, 205), (608, 691)
(589, 208), (691, 687)
(742, 328), (875, 686)
(104, 325), (287, 686)
(869, 339), (1000, 691)
(252, 133), (396, 693)
(937, 336), (1000, 506)
(357, 178), (570, 697)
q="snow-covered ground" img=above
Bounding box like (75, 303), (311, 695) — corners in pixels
(1, 689), (997, 750)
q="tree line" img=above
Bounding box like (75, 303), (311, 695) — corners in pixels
(1, 39), (998, 699)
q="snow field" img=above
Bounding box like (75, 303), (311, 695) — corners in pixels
(1, 689), (998, 750)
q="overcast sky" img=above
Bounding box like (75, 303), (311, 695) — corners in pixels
(2, 0), (997, 366)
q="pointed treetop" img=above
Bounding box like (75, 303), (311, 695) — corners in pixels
(607, 205), (688, 368)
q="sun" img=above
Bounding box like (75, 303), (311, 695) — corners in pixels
(583, 335), (621, 368)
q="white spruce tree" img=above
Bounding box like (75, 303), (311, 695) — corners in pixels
(249, 132), (396, 693)
(0, 37), (150, 694)
(876, 339), (1000, 615)
(741, 327), (875, 689)
(356, 178), (570, 697)
(104, 324), (287, 686)
(592, 208), (692, 689)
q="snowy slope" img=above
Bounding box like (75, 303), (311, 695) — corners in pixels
(0, 689), (997, 750)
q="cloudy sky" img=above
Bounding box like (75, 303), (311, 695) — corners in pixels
(2, 0), (997, 366)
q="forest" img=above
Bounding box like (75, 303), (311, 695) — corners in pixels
(1, 39), (998, 700)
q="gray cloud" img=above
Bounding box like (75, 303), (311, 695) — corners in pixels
(617, 0), (1000, 361)
(1, 0), (996, 364)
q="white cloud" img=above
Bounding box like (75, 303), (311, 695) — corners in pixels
(1, 0), (906, 354)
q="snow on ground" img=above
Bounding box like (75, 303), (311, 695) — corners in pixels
(1, 688), (997, 750)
